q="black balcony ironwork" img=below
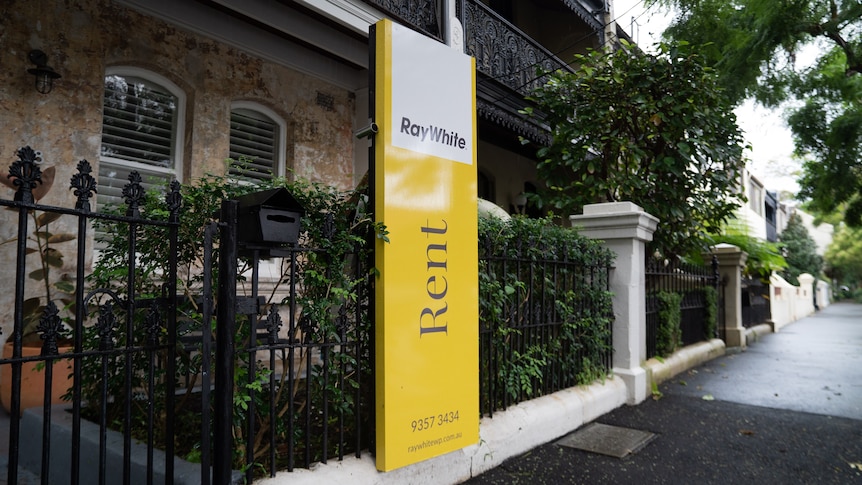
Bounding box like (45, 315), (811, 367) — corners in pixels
(364, 0), (442, 40)
(465, 1), (572, 98)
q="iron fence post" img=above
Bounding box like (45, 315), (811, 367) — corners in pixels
(70, 158), (96, 485)
(8, 192), (28, 485)
(214, 200), (238, 485)
(163, 180), (181, 484)
(201, 222), (217, 485)
(8, 147), (43, 485)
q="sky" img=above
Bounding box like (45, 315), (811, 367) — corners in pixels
(612, 0), (802, 197)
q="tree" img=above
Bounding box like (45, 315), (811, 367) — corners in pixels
(824, 224), (862, 289)
(651, 0), (862, 226)
(793, 59), (862, 225)
(524, 41), (746, 258)
(779, 212), (824, 285)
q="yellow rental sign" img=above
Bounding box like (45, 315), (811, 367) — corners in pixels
(371, 19), (479, 471)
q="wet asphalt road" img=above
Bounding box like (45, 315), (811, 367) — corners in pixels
(463, 302), (862, 484)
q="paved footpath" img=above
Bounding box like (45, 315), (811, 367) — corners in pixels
(463, 302), (862, 484)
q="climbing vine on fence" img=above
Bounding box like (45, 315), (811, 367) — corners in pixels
(704, 286), (718, 339)
(656, 291), (683, 356)
(478, 216), (615, 412)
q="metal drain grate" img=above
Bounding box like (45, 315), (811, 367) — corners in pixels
(557, 423), (657, 458)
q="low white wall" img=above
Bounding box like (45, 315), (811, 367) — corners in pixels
(745, 323), (773, 345)
(257, 378), (628, 485)
(256, 336), (728, 485)
(644, 339), (725, 386)
(770, 273), (817, 331)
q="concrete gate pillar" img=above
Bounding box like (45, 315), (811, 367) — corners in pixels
(571, 202), (658, 405)
(712, 244), (748, 348)
(797, 273), (816, 316)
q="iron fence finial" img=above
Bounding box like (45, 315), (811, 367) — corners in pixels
(71, 159), (97, 212)
(122, 171), (145, 217)
(10, 146), (43, 204)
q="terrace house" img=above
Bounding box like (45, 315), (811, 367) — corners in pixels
(0, 0), (631, 480)
(0, 0), (624, 331)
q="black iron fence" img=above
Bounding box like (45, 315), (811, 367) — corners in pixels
(645, 257), (720, 359)
(477, 221), (614, 416)
(741, 277), (771, 328)
(1, 146), (183, 485)
(1, 147), (374, 484)
(209, 199), (374, 483)
(4, 146), (620, 482)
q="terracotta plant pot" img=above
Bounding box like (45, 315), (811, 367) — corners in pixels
(1, 342), (73, 415)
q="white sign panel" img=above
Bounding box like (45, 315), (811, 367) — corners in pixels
(390, 23), (474, 165)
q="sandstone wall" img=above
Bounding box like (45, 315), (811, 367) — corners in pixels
(0, 0), (357, 341)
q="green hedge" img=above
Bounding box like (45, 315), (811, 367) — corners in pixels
(656, 291), (682, 357)
(478, 216), (616, 410)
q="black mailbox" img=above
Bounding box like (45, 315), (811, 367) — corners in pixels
(235, 188), (305, 246)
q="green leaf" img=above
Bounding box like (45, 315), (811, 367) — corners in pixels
(23, 297), (41, 315)
(53, 281), (75, 293)
(45, 248), (64, 267)
(28, 269), (46, 281)
(36, 212), (62, 228)
(48, 233), (76, 244)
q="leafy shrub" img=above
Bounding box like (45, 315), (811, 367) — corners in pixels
(702, 232), (786, 282)
(83, 168), (379, 472)
(656, 291), (682, 357)
(703, 286), (718, 339)
(478, 216), (615, 411)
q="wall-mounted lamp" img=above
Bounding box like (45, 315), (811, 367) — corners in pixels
(27, 50), (61, 94)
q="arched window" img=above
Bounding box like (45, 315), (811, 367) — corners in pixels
(229, 102), (286, 182)
(99, 67), (185, 209)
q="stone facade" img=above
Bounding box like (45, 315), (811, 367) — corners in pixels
(1, 0), (356, 190)
(0, 0), (358, 338)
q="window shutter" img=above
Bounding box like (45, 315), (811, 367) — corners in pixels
(96, 73), (181, 250)
(229, 110), (278, 182)
(101, 75), (177, 168)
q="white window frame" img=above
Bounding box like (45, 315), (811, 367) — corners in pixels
(96, 68), (186, 254)
(100, 66), (186, 185)
(229, 101), (287, 181)
(228, 102), (289, 278)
